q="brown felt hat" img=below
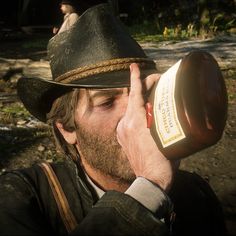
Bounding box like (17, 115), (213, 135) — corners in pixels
(17, 3), (157, 122)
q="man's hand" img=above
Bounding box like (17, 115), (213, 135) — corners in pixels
(53, 27), (59, 34)
(116, 63), (179, 192)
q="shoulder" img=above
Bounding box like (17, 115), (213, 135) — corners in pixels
(0, 160), (84, 234)
(169, 170), (222, 211)
(169, 170), (227, 236)
(0, 168), (35, 201)
(18, 160), (79, 192)
(0, 160), (78, 202)
(69, 13), (79, 19)
(170, 170), (218, 201)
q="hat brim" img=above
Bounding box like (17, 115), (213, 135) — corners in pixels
(17, 68), (157, 122)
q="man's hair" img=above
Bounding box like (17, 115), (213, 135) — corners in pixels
(47, 89), (80, 162)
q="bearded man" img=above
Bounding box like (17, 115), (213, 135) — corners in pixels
(0, 3), (227, 236)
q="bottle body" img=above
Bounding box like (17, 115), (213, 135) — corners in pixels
(148, 51), (228, 160)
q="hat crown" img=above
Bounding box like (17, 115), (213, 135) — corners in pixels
(60, 0), (77, 6)
(48, 3), (148, 80)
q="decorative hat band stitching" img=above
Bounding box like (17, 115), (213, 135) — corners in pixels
(55, 58), (155, 83)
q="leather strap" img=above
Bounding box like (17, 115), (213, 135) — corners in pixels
(39, 162), (78, 233)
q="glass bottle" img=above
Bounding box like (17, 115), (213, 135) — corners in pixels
(148, 50), (228, 160)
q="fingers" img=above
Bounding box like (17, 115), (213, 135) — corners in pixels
(129, 63), (161, 104)
(129, 63), (161, 103)
(116, 63), (178, 190)
(144, 73), (161, 91)
(129, 63), (144, 107)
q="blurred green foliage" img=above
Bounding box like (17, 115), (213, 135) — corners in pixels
(119, 0), (236, 38)
(0, 103), (30, 125)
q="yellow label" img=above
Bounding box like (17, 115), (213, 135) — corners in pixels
(153, 60), (185, 147)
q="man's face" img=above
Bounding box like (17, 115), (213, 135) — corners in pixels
(74, 88), (136, 184)
(60, 4), (71, 14)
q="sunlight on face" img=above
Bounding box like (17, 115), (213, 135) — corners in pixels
(75, 88), (136, 184)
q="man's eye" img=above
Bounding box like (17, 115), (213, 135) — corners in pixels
(96, 99), (115, 109)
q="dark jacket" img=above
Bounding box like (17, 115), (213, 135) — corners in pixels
(0, 159), (227, 236)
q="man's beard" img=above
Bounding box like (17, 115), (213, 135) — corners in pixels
(76, 126), (136, 185)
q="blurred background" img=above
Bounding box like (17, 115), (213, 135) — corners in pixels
(0, 0), (235, 38)
(0, 0), (235, 235)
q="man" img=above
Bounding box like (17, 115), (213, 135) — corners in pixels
(0, 3), (227, 236)
(53, 0), (79, 35)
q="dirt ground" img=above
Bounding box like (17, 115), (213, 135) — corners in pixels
(0, 32), (236, 235)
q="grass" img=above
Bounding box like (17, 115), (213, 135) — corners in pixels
(128, 22), (200, 43)
(1, 103), (29, 115)
(0, 103), (32, 125)
(226, 79), (236, 104)
(133, 33), (179, 43)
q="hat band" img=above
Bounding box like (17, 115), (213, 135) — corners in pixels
(55, 58), (156, 84)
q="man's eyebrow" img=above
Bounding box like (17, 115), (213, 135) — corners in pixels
(89, 89), (125, 99)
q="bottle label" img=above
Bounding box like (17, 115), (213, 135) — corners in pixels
(154, 60), (186, 147)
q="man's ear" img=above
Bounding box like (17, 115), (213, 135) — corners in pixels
(55, 122), (77, 144)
